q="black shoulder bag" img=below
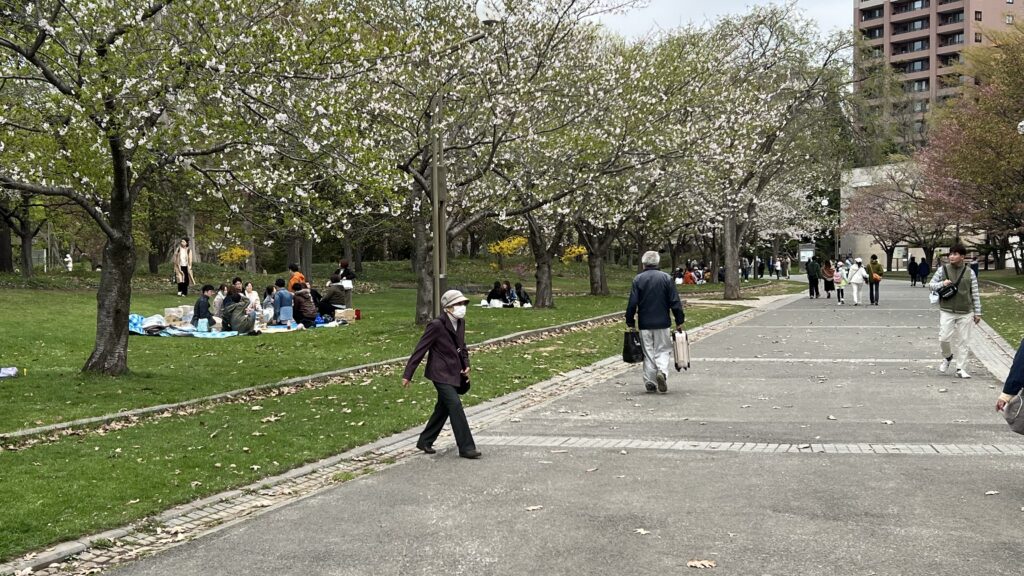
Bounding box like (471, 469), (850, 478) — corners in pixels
(936, 265), (966, 300)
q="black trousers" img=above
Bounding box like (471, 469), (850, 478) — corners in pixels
(869, 281), (880, 304)
(420, 382), (475, 452)
(177, 266), (191, 295)
(808, 276), (819, 298)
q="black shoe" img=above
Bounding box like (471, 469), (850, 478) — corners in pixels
(416, 443), (436, 454)
(459, 449), (482, 459)
(645, 383), (657, 393)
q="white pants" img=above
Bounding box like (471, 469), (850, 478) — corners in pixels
(640, 328), (673, 387)
(850, 283), (865, 304)
(939, 310), (974, 371)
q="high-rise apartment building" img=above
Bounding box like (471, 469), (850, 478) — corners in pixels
(855, 0), (1023, 134)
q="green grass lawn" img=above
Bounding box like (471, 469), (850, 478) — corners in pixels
(978, 269), (1024, 350)
(0, 258), (785, 433)
(0, 304), (745, 562)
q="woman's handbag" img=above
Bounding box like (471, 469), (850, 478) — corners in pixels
(1002, 393), (1024, 435)
(871, 272), (882, 282)
(456, 374), (471, 395)
(623, 330), (643, 364)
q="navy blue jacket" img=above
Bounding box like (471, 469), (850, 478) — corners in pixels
(625, 267), (685, 330)
(1003, 339), (1024, 396)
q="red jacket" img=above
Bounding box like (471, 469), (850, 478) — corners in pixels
(403, 317), (469, 387)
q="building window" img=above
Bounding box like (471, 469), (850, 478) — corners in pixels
(975, 11), (983, 20)
(1007, 15), (1015, 24)
(976, 32), (983, 42)
(912, 100), (929, 113)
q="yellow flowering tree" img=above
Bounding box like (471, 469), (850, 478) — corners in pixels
(218, 246), (253, 269)
(487, 235), (528, 270)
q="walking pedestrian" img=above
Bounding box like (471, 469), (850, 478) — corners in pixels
(171, 238), (196, 297)
(822, 259), (835, 299)
(927, 244), (982, 379)
(848, 257), (868, 306)
(774, 258), (782, 280)
(782, 256), (791, 279)
(908, 256), (919, 287)
(867, 254), (884, 305)
(833, 262), (847, 305)
(626, 251), (685, 394)
(402, 289), (481, 458)
(918, 257), (931, 288)
(806, 256), (821, 298)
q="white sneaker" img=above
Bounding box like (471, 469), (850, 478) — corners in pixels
(938, 358), (950, 373)
(956, 368), (971, 379)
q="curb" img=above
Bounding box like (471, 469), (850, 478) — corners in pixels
(1, 312), (626, 442)
(0, 302), (767, 576)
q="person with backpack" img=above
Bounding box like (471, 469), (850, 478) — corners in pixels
(927, 244), (982, 379)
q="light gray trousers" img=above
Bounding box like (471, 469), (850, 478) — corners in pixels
(640, 328), (673, 386)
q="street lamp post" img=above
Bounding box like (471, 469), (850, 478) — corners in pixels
(429, 1), (505, 318)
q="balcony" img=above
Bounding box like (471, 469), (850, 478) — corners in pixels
(936, 0), (965, 14)
(890, 28), (931, 43)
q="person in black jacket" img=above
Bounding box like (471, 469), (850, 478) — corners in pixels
(515, 282), (531, 307)
(626, 251), (685, 394)
(997, 339), (1024, 412)
(191, 284), (216, 329)
(333, 259), (357, 308)
(401, 289), (480, 459)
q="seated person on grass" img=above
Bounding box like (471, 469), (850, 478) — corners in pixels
(221, 288), (258, 334)
(485, 281), (504, 306)
(515, 282), (531, 307)
(272, 278), (294, 325)
(191, 284), (216, 329)
(261, 285), (275, 323)
(292, 281), (318, 328)
(502, 280), (517, 308)
(212, 283), (228, 317)
(287, 263), (306, 293)
(318, 274), (348, 320)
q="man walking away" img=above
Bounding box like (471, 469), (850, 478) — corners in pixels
(806, 256), (821, 299)
(908, 256), (919, 287)
(626, 251), (685, 394)
(867, 254), (884, 305)
(928, 244), (982, 379)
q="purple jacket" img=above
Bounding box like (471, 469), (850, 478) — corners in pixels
(403, 317), (469, 387)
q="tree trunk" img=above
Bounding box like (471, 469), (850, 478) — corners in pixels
(179, 210), (199, 263)
(286, 236), (301, 269)
(413, 207), (434, 324)
(469, 230), (481, 258)
(83, 236), (135, 375)
(587, 252), (608, 296)
(923, 246), (936, 270)
(17, 200), (33, 278)
(342, 238), (353, 265)
(301, 238), (313, 279)
(0, 199), (11, 272)
(147, 251), (161, 275)
(534, 253), (554, 307)
(722, 217), (741, 299)
(353, 246), (363, 273)
(244, 219), (257, 274)
(884, 247), (896, 272)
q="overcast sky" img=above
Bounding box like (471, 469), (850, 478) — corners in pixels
(596, 0), (852, 38)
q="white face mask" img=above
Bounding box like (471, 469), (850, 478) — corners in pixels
(450, 305), (467, 319)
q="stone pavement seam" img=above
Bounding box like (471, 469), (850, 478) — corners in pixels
(471, 434), (1024, 457)
(0, 297), (789, 576)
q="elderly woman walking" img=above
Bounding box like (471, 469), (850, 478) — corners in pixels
(402, 290), (481, 459)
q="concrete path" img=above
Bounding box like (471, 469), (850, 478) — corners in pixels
(108, 280), (1023, 576)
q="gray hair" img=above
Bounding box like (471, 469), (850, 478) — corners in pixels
(641, 251), (660, 267)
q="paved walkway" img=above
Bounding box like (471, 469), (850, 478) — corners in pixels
(24, 280), (1024, 575)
